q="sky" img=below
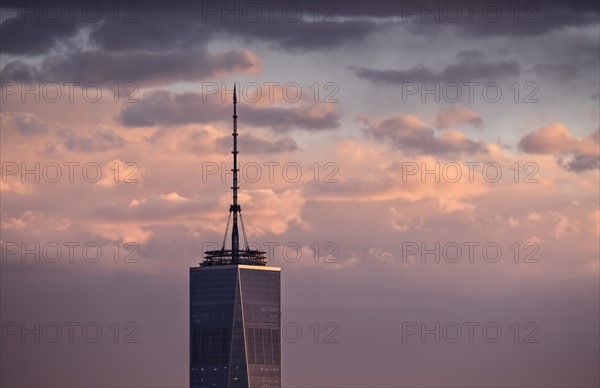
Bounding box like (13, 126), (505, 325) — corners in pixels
(1, 1), (599, 387)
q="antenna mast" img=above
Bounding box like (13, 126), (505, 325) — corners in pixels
(230, 84), (240, 262)
(202, 83), (266, 267)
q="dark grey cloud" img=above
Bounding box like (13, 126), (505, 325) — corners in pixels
(1, 49), (257, 86)
(448, 1), (600, 38)
(3, 1), (594, 93)
(119, 90), (340, 132)
(215, 133), (298, 154)
(561, 154), (600, 172)
(534, 64), (579, 80)
(119, 90), (226, 127)
(0, 12), (81, 55)
(354, 51), (520, 85)
(0, 1), (198, 56)
(57, 128), (125, 152)
(0, 60), (40, 83)
(216, 19), (378, 52)
(1, 3), (258, 86)
(242, 105), (340, 132)
(89, 14), (208, 52)
(87, 0), (380, 53)
(0, 1), (379, 58)
(91, 2), (379, 52)
(12, 112), (48, 135)
(337, 1), (599, 37)
(365, 115), (487, 155)
(2, 0), (597, 62)
(182, 129), (298, 155)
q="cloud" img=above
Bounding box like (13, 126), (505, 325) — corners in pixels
(402, 1), (600, 38)
(364, 114), (487, 155)
(218, 19), (379, 52)
(458, 2), (599, 37)
(228, 189), (306, 235)
(92, 3), (379, 53)
(1, 3), (380, 59)
(528, 212), (542, 221)
(0, 14), (81, 55)
(307, 138), (491, 213)
(119, 89), (341, 131)
(3, 1), (596, 61)
(561, 155), (600, 172)
(1, 112), (49, 136)
(89, 12), (210, 52)
(1, 211), (71, 233)
(11, 112), (49, 135)
(91, 192), (210, 222)
(434, 107), (484, 130)
(507, 216), (520, 227)
(119, 90), (218, 127)
(519, 123), (582, 153)
(534, 64), (579, 80)
(214, 133), (298, 154)
(354, 51), (520, 85)
(388, 206), (424, 232)
(56, 128), (126, 152)
(242, 103), (340, 132)
(1, 50), (260, 86)
(519, 123), (599, 172)
(552, 212), (579, 238)
(335, 1), (599, 34)
(0, 61), (41, 83)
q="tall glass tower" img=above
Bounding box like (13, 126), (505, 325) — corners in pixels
(190, 85), (282, 388)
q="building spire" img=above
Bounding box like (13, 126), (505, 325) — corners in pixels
(202, 83), (266, 267)
(230, 84), (240, 261)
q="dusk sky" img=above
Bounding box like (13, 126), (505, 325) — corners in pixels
(1, 1), (599, 387)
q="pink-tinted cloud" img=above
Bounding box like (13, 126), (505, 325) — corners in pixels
(519, 123), (599, 172)
(435, 107), (484, 130)
(364, 114), (487, 155)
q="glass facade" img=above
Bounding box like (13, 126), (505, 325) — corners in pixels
(190, 265), (281, 388)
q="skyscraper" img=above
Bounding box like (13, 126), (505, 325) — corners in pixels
(190, 85), (282, 388)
